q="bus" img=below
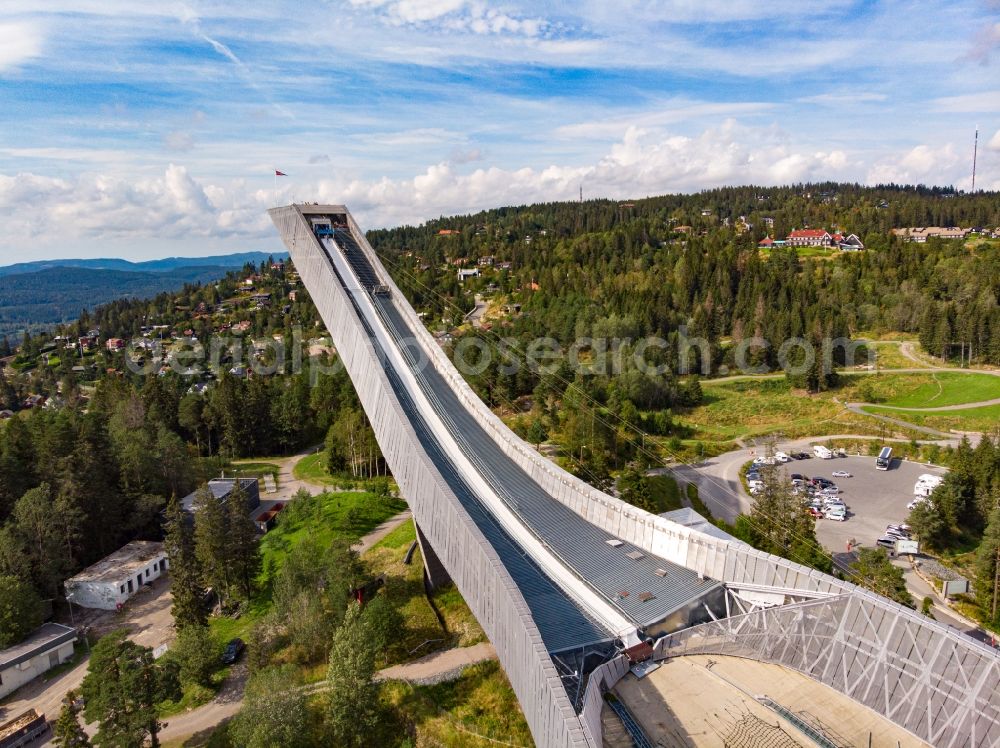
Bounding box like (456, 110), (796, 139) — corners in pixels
(876, 446), (892, 470)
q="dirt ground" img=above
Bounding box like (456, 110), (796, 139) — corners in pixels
(2, 576), (175, 741)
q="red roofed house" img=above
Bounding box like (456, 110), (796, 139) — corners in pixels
(786, 229), (833, 247)
(105, 338), (125, 352)
(438, 229), (460, 236)
(758, 236), (774, 248)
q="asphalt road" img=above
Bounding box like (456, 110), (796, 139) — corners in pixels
(671, 444), (999, 646)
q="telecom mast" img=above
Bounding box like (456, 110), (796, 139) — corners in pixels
(972, 127), (979, 192)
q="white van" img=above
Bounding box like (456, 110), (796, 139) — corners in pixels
(913, 474), (944, 498)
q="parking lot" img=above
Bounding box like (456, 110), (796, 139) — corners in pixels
(780, 455), (948, 554)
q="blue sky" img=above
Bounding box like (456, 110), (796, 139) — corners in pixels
(0, 0), (998, 261)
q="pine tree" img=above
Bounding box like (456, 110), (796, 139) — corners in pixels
(193, 485), (230, 608)
(326, 604), (381, 747)
(0, 574), (44, 648)
(976, 496), (1000, 622)
(163, 494), (206, 629)
(52, 690), (91, 747)
(850, 548), (914, 607)
(81, 630), (176, 748)
(225, 482), (260, 602)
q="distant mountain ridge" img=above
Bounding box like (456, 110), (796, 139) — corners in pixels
(0, 252), (288, 339)
(0, 251), (288, 278)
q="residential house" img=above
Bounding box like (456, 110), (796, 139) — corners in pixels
(22, 395), (45, 409)
(0, 623), (77, 699)
(478, 256), (495, 267)
(457, 268), (480, 282)
(105, 338), (125, 352)
(65, 541), (168, 610)
(757, 236), (775, 249)
(839, 234), (865, 251)
(437, 229), (460, 236)
(786, 229), (833, 247)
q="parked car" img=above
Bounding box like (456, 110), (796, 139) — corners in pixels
(811, 477), (834, 488)
(790, 473), (806, 481)
(792, 452), (812, 460)
(832, 470), (852, 478)
(907, 497), (928, 511)
(825, 507), (847, 521)
(875, 536), (897, 550)
(775, 452), (791, 463)
(746, 471), (760, 481)
(221, 638), (245, 665)
(807, 507), (824, 518)
(886, 523), (911, 538)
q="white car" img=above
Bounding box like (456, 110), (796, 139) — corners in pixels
(831, 470), (852, 478)
(907, 497), (928, 511)
(825, 507), (847, 521)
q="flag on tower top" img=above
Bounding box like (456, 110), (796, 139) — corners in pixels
(275, 170), (287, 176)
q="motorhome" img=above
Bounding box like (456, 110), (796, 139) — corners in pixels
(813, 445), (833, 459)
(914, 474), (944, 498)
(876, 446), (892, 470)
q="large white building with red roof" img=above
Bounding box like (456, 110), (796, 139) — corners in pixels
(786, 228), (833, 247)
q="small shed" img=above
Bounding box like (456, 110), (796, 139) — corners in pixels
(0, 623), (77, 699)
(64, 540), (168, 610)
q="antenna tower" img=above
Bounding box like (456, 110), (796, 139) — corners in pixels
(972, 127), (979, 192)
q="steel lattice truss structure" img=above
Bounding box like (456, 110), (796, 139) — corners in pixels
(654, 594), (1000, 748)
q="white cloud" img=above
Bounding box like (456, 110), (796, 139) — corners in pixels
(164, 131), (195, 151)
(347, 0), (549, 36)
(0, 22), (43, 72)
(798, 92), (888, 106)
(867, 143), (961, 184)
(989, 129), (1000, 150)
(930, 90), (1000, 112)
(0, 122), (859, 250)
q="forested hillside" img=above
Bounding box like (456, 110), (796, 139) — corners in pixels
(0, 266), (234, 338)
(369, 183), (1000, 381)
(0, 252), (289, 338)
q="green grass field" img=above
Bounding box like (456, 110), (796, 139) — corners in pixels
(292, 451), (339, 486)
(679, 378), (877, 442)
(874, 372), (1000, 408)
(381, 661), (533, 748)
(867, 341), (925, 369)
(227, 461), (280, 488)
(206, 488), (406, 651)
(864, 402), (1000, 434)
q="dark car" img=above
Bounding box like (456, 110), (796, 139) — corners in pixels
(221, 638), (245, 665)
(793, 452), (811, 460)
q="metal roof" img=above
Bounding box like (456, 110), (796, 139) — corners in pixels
(332, 229), (720, 645)
(0, 623), (76, 671)
(180, 478), (259, 514)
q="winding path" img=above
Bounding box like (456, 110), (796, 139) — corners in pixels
(157, 508), (485, 745)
